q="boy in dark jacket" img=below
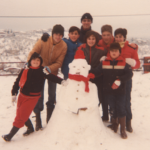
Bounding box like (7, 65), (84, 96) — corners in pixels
(61, 26), (82, 79)
(90, 43), (133, 139)
(2, 52), (63, 142)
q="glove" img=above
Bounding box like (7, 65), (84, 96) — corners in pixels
(43, 66), (51, 75)
(100, 56), (107, 62)
(129, 43), (137, 49)
(24, 62), (29, 69)
(61, 80), (69, 86)
(125, 58), (136, 67)
(41, 33), (50, 42)
(12, 95), (17, 106)
(111, 79), (121, 89)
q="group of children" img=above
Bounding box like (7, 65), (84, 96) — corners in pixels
(2, 13), (140, 141)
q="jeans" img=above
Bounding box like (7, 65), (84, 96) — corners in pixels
(106, 94), (126, 118)
(126, 79), (132, 121)
(34, 79), (56, 114)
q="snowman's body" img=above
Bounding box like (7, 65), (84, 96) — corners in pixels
(36, 52), (108, 150)
(58, 79), (98, 114)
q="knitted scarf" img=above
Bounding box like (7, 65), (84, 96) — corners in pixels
(68, 73), (95, 93)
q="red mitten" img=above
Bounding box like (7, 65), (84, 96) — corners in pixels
(111, 79), (121, 89)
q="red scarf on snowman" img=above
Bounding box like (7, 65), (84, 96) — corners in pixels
(69, 49), (95, 93)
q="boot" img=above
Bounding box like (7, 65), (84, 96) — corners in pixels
(118, 116), (127, 139)
(35, 112), (42, 131)
(107, 118), (118, 133)
(23, 119), (34, 136)
(101, 116), (109, 122)
(2, 126), (19, 141)
(126, 120), (133, 132)
(46, 106), (55, 123)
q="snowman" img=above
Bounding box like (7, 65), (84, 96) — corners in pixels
(33, 50), (108, 150)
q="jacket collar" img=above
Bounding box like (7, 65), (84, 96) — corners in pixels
(81, 26), (91, 34)
(106, 55), (125, 61)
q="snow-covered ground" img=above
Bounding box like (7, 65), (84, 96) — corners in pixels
(0, 71), (150, 150)
(0, 30), (150, 150)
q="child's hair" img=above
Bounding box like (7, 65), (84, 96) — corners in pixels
(101, 24), (112, 34)
(28, 52), (43, 67)
(114, 28), (127, 41)
(110, 42), (121, 53)
(84, 30), (99, 45)
(69, 26), (80, 34)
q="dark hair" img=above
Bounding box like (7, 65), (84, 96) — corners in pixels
(84, 30), (99, 45)
(110, 42), (121, 53)
(69, 26), (80, 34)
(28, 52), (43, 67)
(114, 28), (127, 41)
(52, 24), (64, 37)
(101, 24), (112, 34)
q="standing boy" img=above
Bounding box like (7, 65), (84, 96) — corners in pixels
(79, 13), (102, 43)
(90, 43), (133, 139)
(61, 26), (82, 79)
(27, 25), (67, 130)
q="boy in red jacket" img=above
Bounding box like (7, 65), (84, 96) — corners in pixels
(90, 43), (133, 139)
(2, 52), (63, 142)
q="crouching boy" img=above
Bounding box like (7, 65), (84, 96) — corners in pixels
(90, 43), (133, 139)
(2, 52), (63, 142)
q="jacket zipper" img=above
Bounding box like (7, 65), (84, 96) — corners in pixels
(49, 45), (55, 64)
(90, 47), (91, 64)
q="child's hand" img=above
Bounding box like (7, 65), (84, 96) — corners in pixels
(43, 66), (51, 75)
(100, 56), (107, 62)
(12, 95), (17, 106)
(125, 58), (136, 67)
(111, 79), (121, 89)
(41, 33), (50, 42)
(24, 62), (29, 69)
(61, 80), (69, 86)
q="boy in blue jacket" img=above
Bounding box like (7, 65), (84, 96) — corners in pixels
(61, 26), (82, 79)
(90, 43), (133, 139)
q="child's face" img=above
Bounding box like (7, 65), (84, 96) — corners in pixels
(110, 49), (120, 60)
(102, 31), (112, 44)
(68, 31), (80, 42)
(115, 34), (125, 43)
(53, 33), (63, 44)
(81, 19), (92, 29)
(31, 58), (41, 67)
(87, 35), (96, 47)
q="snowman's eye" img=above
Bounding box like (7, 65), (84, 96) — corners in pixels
(73, 66), (76, 68)
(83, 66), (85, 68)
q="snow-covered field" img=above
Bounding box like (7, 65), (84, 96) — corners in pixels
(0, 30), (150, 150)
(0, 71), (150, 150)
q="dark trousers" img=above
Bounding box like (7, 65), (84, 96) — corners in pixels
(106, 94), (126, 118)
(126, 79), (132, 121)
(34, 79), (56, 114)
(91, 76), (108, 118)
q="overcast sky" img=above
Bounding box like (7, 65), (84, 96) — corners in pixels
(0, 0), (150, 16)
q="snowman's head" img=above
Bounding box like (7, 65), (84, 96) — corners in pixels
(69, 59), (91, 77)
